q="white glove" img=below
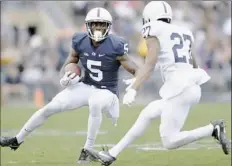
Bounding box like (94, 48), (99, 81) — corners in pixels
(123, 88), (137, 106)
(123, 78), (136, 91)
(60, 71), (81, 88)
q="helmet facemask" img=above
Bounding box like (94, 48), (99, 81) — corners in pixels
(86, 21), (111, 42)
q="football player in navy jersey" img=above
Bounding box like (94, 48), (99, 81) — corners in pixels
(0, 7), (138, 163)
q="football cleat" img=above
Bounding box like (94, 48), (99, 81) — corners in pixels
(77, 148), (98, 164)
(211, 120), (231, 155)
(85, 146), (116, 166)
(77, 148), (91, 164)
(0, 136), (22, 151)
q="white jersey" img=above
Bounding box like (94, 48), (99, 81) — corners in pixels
(141, 21), (210, 99)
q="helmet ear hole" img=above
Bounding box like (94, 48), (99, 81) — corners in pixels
(157, 18), (171, 24)
(142, 18), (151, 25)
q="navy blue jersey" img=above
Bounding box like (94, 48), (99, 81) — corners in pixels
(72, 32), (128, 96)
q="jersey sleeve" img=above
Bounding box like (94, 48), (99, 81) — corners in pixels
(72, 32), (86, 53)
(141, 21), (163, 38)
(115, 37), (129, 56)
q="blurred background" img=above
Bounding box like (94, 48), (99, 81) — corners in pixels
(1, 1), (231, 107)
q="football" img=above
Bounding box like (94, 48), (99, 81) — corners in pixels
(64, 63), (81, 77)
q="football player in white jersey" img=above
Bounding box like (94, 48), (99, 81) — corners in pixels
(85, 1), (231, 165)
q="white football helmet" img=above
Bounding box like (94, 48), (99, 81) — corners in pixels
(142, 1), (172, 24)
(85, 7), (112, 42)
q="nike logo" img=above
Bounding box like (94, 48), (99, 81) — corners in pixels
(99, 54), (105, 57)
(101, 86), (106, 88)
(84, 53), (89, 56)
(25, 129), (30, 132)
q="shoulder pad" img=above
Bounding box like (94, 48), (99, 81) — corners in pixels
(108, 35), (129, 56)
(141, 21), (164, 38)
(72, 32), (88, 52)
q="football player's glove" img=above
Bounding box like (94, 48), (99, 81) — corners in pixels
(123, 78), (136, 91)
(123, 88), (137, 106)
(60, 71), (81, 88)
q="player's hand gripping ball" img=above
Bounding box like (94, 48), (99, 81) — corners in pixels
(64, 63), (81, 76)
(60, 63), (82, 88)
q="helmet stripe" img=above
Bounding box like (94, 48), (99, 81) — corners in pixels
(97, 8), (100, 17)
(162, 2), (167, 13)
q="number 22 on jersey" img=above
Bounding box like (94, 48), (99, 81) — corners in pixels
(170, 32), (193, 65)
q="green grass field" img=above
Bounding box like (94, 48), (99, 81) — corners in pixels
(1, 103), (231, 166)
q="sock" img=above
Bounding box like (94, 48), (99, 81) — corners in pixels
(84, 115), (102, 149)
(109, 115), (152, 158)
(162, 124), (214, 149)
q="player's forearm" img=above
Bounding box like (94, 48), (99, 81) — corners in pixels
(131, 64), (153, 90)
(118, 55), (139, 76)
(132, 62), (140, 76)
(124, 65), (138, 76)
(128, 65), (139, 76)
(132, 46), (157, 90)
(128, 58), (140, 76)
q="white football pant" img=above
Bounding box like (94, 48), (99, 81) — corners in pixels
(140, 84), (207, 148)
(53, 82), (119, 120)
(109, 84), (214, 157)
(16, 82), (119, 148)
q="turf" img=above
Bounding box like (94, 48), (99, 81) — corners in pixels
(1, 103), (231, 166)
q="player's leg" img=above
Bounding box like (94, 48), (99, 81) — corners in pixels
(0, 83), (92, 150)
(83, 89), (119, 150)
(85, 99), (164, 165)
(108, 99), (163, 158)
(159, 84), (229, 154)
(78, 89), (118, 164)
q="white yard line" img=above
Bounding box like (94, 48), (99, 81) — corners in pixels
(1, 129), (108, 136)
(93, 141), (221, 151)
(2, 129), (225, 152)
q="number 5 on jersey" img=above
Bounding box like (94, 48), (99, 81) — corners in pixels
(87, 60), (103, 82)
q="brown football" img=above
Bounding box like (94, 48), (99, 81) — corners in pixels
(64, 63), (81, 76)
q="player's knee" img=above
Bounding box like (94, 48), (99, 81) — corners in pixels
(38, 100), (63, 118)
(161, 136), (178, 150)
(89, 97), (104, 109)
